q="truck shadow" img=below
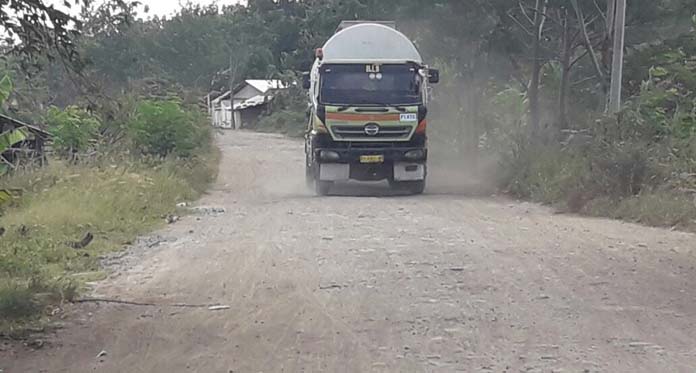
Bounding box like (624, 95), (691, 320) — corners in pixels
(325, 181), (495, 198)
(327, 181), (411, 197)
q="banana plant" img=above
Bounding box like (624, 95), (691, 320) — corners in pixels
(0, 74), (20, 206)
(0, 73), (27, 175)
(0, 74), (11, 104)
(0, 128), (29, 206)
(1, 127), (30, 173)
(0, 189), (12, 205)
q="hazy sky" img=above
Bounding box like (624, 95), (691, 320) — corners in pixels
(139, 0), (245, 18)
(46, 0), (245, 18)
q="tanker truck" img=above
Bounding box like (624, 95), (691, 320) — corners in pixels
(303, 21), (439, 195)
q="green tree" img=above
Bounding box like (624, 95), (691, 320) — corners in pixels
(0, 0), (139, 69)
(46, 106), (101, 159)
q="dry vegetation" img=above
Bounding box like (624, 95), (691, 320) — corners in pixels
(0, 96), (218, 335)
(0, 151), (218, 335)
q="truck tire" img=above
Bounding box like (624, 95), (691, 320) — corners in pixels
(315, 180), (332, 196)
(406, 180), (426, 195)
(305, 162), (314, 189)
(390, 180), (426, 195)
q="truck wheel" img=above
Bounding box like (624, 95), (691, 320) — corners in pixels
(305, 162), (314, 189)
(315, 180), (332, 196)
(406, 180), (426, 195)
(390, 180), (425, 195)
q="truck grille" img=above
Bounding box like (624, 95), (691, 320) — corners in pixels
(331, 125), (413, 141)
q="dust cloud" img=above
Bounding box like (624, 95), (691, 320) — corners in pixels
(426, 146), (500, 197)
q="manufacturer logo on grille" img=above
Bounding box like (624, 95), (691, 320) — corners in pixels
(364, 123), (380, 136)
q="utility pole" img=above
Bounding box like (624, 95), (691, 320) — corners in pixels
(608, 0), (626, 113)
(528, 0), (548, 134)
(229, 55), (237, 130)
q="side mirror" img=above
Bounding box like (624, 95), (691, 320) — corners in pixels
(302, 72), (311, 90)
(428, 69), (440, 84)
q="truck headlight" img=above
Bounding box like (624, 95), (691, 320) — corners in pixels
(320, 150), (341, 161)
(404, 149), (425, 160)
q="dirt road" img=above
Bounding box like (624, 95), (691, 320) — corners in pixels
(4, 132), (696, 372)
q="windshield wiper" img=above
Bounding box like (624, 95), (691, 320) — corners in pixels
(325, 103), (409, 112)
(373, 103), (407, 112)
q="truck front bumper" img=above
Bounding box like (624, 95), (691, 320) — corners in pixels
(315, 146), (427, 163)
(313, 146), (427, 182)
(309, 133), (428, 182)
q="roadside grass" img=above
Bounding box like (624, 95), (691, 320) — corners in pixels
(585, 192), (696, 230)
(500, 144), (696, 232)
(0, 149), (219, 336)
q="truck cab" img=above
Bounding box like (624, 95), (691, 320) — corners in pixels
(303, 21), (439, 195)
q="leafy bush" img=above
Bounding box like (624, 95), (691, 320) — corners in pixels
(127, 100), (209, 158)
(46, 106), (101, 158)
(256, 109), (306, 137)
(622, 30), (696, 142)
(255, 83), (307, 137)
(482, 86), (530, 158)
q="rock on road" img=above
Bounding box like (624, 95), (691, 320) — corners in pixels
(5, 132), (696, 372)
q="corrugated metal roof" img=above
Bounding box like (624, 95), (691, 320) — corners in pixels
(210, 80), (285, 104)
(245, 80), (286, 94)
(211, 91), (231, 103)
(234, 95), (269, 110)
(0, 113), (50, 138)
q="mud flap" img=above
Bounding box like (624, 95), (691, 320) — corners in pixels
(393, 163), (425, 181)
(319, 163), (350, 181)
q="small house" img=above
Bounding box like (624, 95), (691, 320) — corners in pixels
(209, 79), (286, 129)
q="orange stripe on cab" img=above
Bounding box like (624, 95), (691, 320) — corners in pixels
(326, 113), (401, 122)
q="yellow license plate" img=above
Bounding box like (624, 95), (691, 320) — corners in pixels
(360, 155), (384, 164)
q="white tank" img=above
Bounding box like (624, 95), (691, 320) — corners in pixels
(321, 23), (423, 64)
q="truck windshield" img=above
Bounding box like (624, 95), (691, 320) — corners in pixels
(320, 64), (422, 106)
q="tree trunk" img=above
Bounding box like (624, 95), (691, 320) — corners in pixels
(607, 0), (616, 39)
(602, 0), (616, 92)
(469, 55), (485, 169)
(528, 0), (548, 134)
(572, 0), (608, 99)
